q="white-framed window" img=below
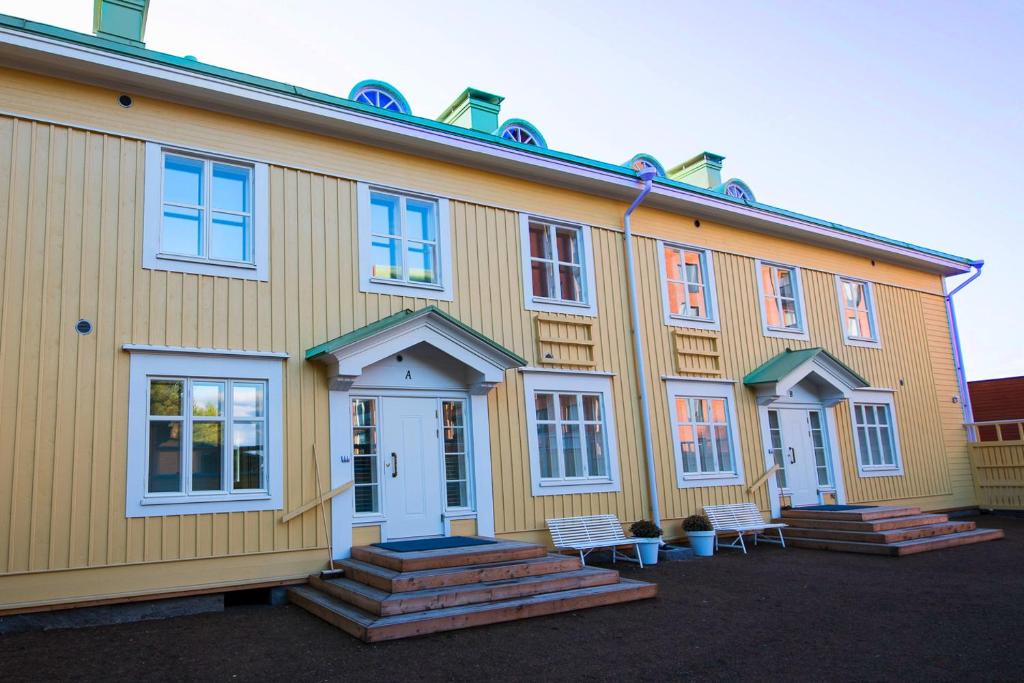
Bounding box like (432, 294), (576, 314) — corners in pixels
(849, 390), (903, 477)
(126, 350), (284, 516)
(442, 399), (472, 510)
(519, 214), (598, 316)
(755, 260), (809, 340)
(143, 142), (269, 280)
(836, 276), (881, 348)
(658, 241), (720, 330)
(356, 183), (453, 300)
(351, 397), (380, 515)
(522, 370), (620, 495)
(665, 378), (746, 488)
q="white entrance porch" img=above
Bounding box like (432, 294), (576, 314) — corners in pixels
(745, 348), (870, 517)
(306, 307), (526, 558)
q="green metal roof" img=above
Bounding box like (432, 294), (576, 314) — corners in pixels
(743, 347), (869, 387)
(0, 12), (976, 268)
(305, 305), (527, 366)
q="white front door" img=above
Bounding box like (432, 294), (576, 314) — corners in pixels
(772, 408), (831, 507)
(382, 396), (444, 539)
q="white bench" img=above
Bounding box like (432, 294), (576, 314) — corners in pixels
(547, 514), (648, 568)
(704, 503), (786, 554)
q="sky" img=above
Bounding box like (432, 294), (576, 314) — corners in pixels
(3, 0), (1022, 380)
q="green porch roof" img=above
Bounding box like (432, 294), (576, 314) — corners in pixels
(743, 347), (869, 387)
(304, 306), (527, 366)
(0, 12), (977, 270)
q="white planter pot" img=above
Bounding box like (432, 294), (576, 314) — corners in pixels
(635, 537), (661, 565)
(687, 530), (715, 557)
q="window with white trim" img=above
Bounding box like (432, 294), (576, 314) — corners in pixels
(357, 183), (453, 300)
(443, 399), (471, 510)
(756, 260), (808, 339)
(126, 351), (284, 517)
(659, 242), (719, 330)
(519, 215), (598, 316)
(853, 403), (899, 470)
(143, 143), (269, 280)
(665, 379), (746, 488)
(351, 398), (380, 514)
(836, 276), (880, 347)
(522, 371), (620, 495)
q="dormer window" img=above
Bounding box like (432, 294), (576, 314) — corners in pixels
(721, 179), (755, 202)
(349, 81), (410, 114)
(502, 125), (537, 145)
(497, 120), (547, 148)
(625, 153), (666, 177)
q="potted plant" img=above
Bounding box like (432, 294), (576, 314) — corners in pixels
(629, 520), (663, 566)
(683, 514), (715, 557)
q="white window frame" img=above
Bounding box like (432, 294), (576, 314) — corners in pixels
(522, 370), (620, 495)
(664, 378), (746, 489)
(849, 389), (904, 477)
(143, 142), (269, 281)
(835, 275), (882, 348)
(125, 350), (284, 516)
(518, 214), (599, 317)
(657, 240), (720, 330)
(357, 182), (453, 301)
(754, 259), (809, 341)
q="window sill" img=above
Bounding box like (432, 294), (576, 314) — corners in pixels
(858, 465), (904, 478)
(842, 336), (882, 349)
(665, 315), (720, 332)
(369, 277), (443, 291)
(524, 295), (597, 318)
(157, 252), (257, 270)
(353, 515), (385, 525)
(763, 325), (809, 341)
(677, 472), (744, 489)
(532, 477), (619, 497)
(141, 492), (270, 505)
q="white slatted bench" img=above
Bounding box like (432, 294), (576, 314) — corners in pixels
(704, 503), (787, 554)
(547, 515), (648, 568)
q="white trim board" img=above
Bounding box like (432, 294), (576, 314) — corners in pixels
(663, 378), (746, 489)
(123, 344), (288, 358)
(518, 213), (599, 317)
(656, 240), (721, 331)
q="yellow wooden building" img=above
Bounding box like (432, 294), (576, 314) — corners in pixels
(0, 2), (984, 613)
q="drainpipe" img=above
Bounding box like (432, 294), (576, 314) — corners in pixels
(945, 260), (984, 440)
(622, 168), (661, 525)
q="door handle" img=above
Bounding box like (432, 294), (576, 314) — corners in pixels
(391, 452), (398, 478)
(788, 447), (796, 464)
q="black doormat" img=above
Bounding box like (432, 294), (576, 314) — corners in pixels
(795, 504), (872, 511)
(373, 536), (497, 552)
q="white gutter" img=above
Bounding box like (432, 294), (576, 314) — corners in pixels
(0, 25), (972, 277)
(622, 168), (661, 526)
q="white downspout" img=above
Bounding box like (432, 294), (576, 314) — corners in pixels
(944, 260), (984, 439)
(622, 168), (661, 525)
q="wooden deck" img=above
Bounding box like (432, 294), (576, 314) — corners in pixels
(777, 506), (1005, 556)
(289, 537), (656, 641)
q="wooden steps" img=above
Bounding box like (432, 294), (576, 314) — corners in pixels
(289, 537), (656, 641)
(778, 506), (1004, 556)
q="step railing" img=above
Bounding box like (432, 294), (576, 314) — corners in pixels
(966, 421), (1024, 510)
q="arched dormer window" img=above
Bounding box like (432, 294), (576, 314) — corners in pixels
(625, 153), (666, 177)
(496, 119), (547, 148)
(720, 179), (755, 202)
(349, 80), (411, 114)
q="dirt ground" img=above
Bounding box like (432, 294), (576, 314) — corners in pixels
(2, 514), (1022, 682)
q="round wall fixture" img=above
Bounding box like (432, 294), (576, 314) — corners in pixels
(75, 319), (93, 335)
(118, 94), (134, 108)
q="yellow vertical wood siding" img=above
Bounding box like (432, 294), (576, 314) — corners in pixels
(0, 67), (976, 608)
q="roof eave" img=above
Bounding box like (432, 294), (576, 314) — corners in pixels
(0, 19), (974, 276)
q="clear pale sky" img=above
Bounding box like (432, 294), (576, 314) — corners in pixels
(4, 0), (1022, 380)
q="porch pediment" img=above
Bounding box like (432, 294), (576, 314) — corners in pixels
(743, 347), (869, 406)
(305, 306), (527, 392)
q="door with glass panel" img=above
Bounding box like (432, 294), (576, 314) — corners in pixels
(350, 396), (471, 540)
(767, 408), (832, 507)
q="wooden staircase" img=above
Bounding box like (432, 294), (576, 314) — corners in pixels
(777, 506), (1004, 556)
(288, 538), (656, 642)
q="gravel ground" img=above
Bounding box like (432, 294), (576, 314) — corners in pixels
(2, 514), (1022, 682)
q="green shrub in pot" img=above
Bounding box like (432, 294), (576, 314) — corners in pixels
(683, 514), (715, 556)
(629, 520), (663, 565)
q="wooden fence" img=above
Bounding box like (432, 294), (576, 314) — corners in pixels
(966, 420), (1024, 510)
